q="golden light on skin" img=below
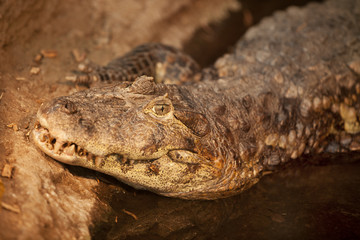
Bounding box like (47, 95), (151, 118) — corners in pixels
(31, 0), (360, 200)
(265, 133), (278, 147)
(340, 103), (360, 134)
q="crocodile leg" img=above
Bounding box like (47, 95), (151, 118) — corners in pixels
(75, 43), (202, 87)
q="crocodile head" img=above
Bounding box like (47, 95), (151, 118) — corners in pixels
(32, 76), (261, 199)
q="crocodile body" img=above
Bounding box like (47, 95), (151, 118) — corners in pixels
(32, 0), (360, 199)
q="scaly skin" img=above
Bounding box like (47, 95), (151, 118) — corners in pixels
(74, 43), (203, 86)
(32, 0), (360, 199)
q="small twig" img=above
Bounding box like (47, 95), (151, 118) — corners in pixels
(65, 75), (77, 82)
(6, 123), (19, 131)
(30, 67), (41, 75)
(122, 209), (138, 220)
(72, 49), (86, 62)
(40, 49), (58, 58)
(1, 202), (20, 213)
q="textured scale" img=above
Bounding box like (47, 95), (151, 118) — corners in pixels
(32, 0), (360, 199)
(76, 43), (202, 86)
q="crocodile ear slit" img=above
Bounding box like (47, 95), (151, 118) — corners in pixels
(174, 110), (210, 137)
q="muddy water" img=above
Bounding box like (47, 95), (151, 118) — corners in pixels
(90, 156), (360, 239)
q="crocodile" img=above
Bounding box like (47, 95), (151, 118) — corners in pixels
(32, 0), (360, 200)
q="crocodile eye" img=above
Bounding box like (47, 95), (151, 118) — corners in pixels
(152, 104), (171, 116)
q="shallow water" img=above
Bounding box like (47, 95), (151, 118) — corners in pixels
(91, 156), (360, 239)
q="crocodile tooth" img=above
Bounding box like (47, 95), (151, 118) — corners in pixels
(78, 148), (86, 156)
(45, 135), (50, 143)
(87, 153), (93, 161)
(64, 144), (75, 156)
(46, 142), (54, 150)
(39, 132), (46, 142)
(94, 157), (102, 167)
(120, 155), (128, 164)
(54, 141), (64, 154)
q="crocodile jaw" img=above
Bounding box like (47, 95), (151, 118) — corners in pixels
(32, 122), (106, 167)
(31, 121), (221, 197)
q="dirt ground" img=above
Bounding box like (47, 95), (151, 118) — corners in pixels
(1, 0), (359, 239)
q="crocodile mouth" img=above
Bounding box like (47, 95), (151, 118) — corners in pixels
(32, 122), (128, 168)
(32, 120), (207, 177)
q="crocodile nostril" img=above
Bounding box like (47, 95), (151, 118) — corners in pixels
(62, 100), (77, 114)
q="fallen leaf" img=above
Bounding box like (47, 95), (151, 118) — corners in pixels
(1, 164), (13, 178)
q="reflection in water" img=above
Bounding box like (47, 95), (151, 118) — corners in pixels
(90, 157), (360, 240)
